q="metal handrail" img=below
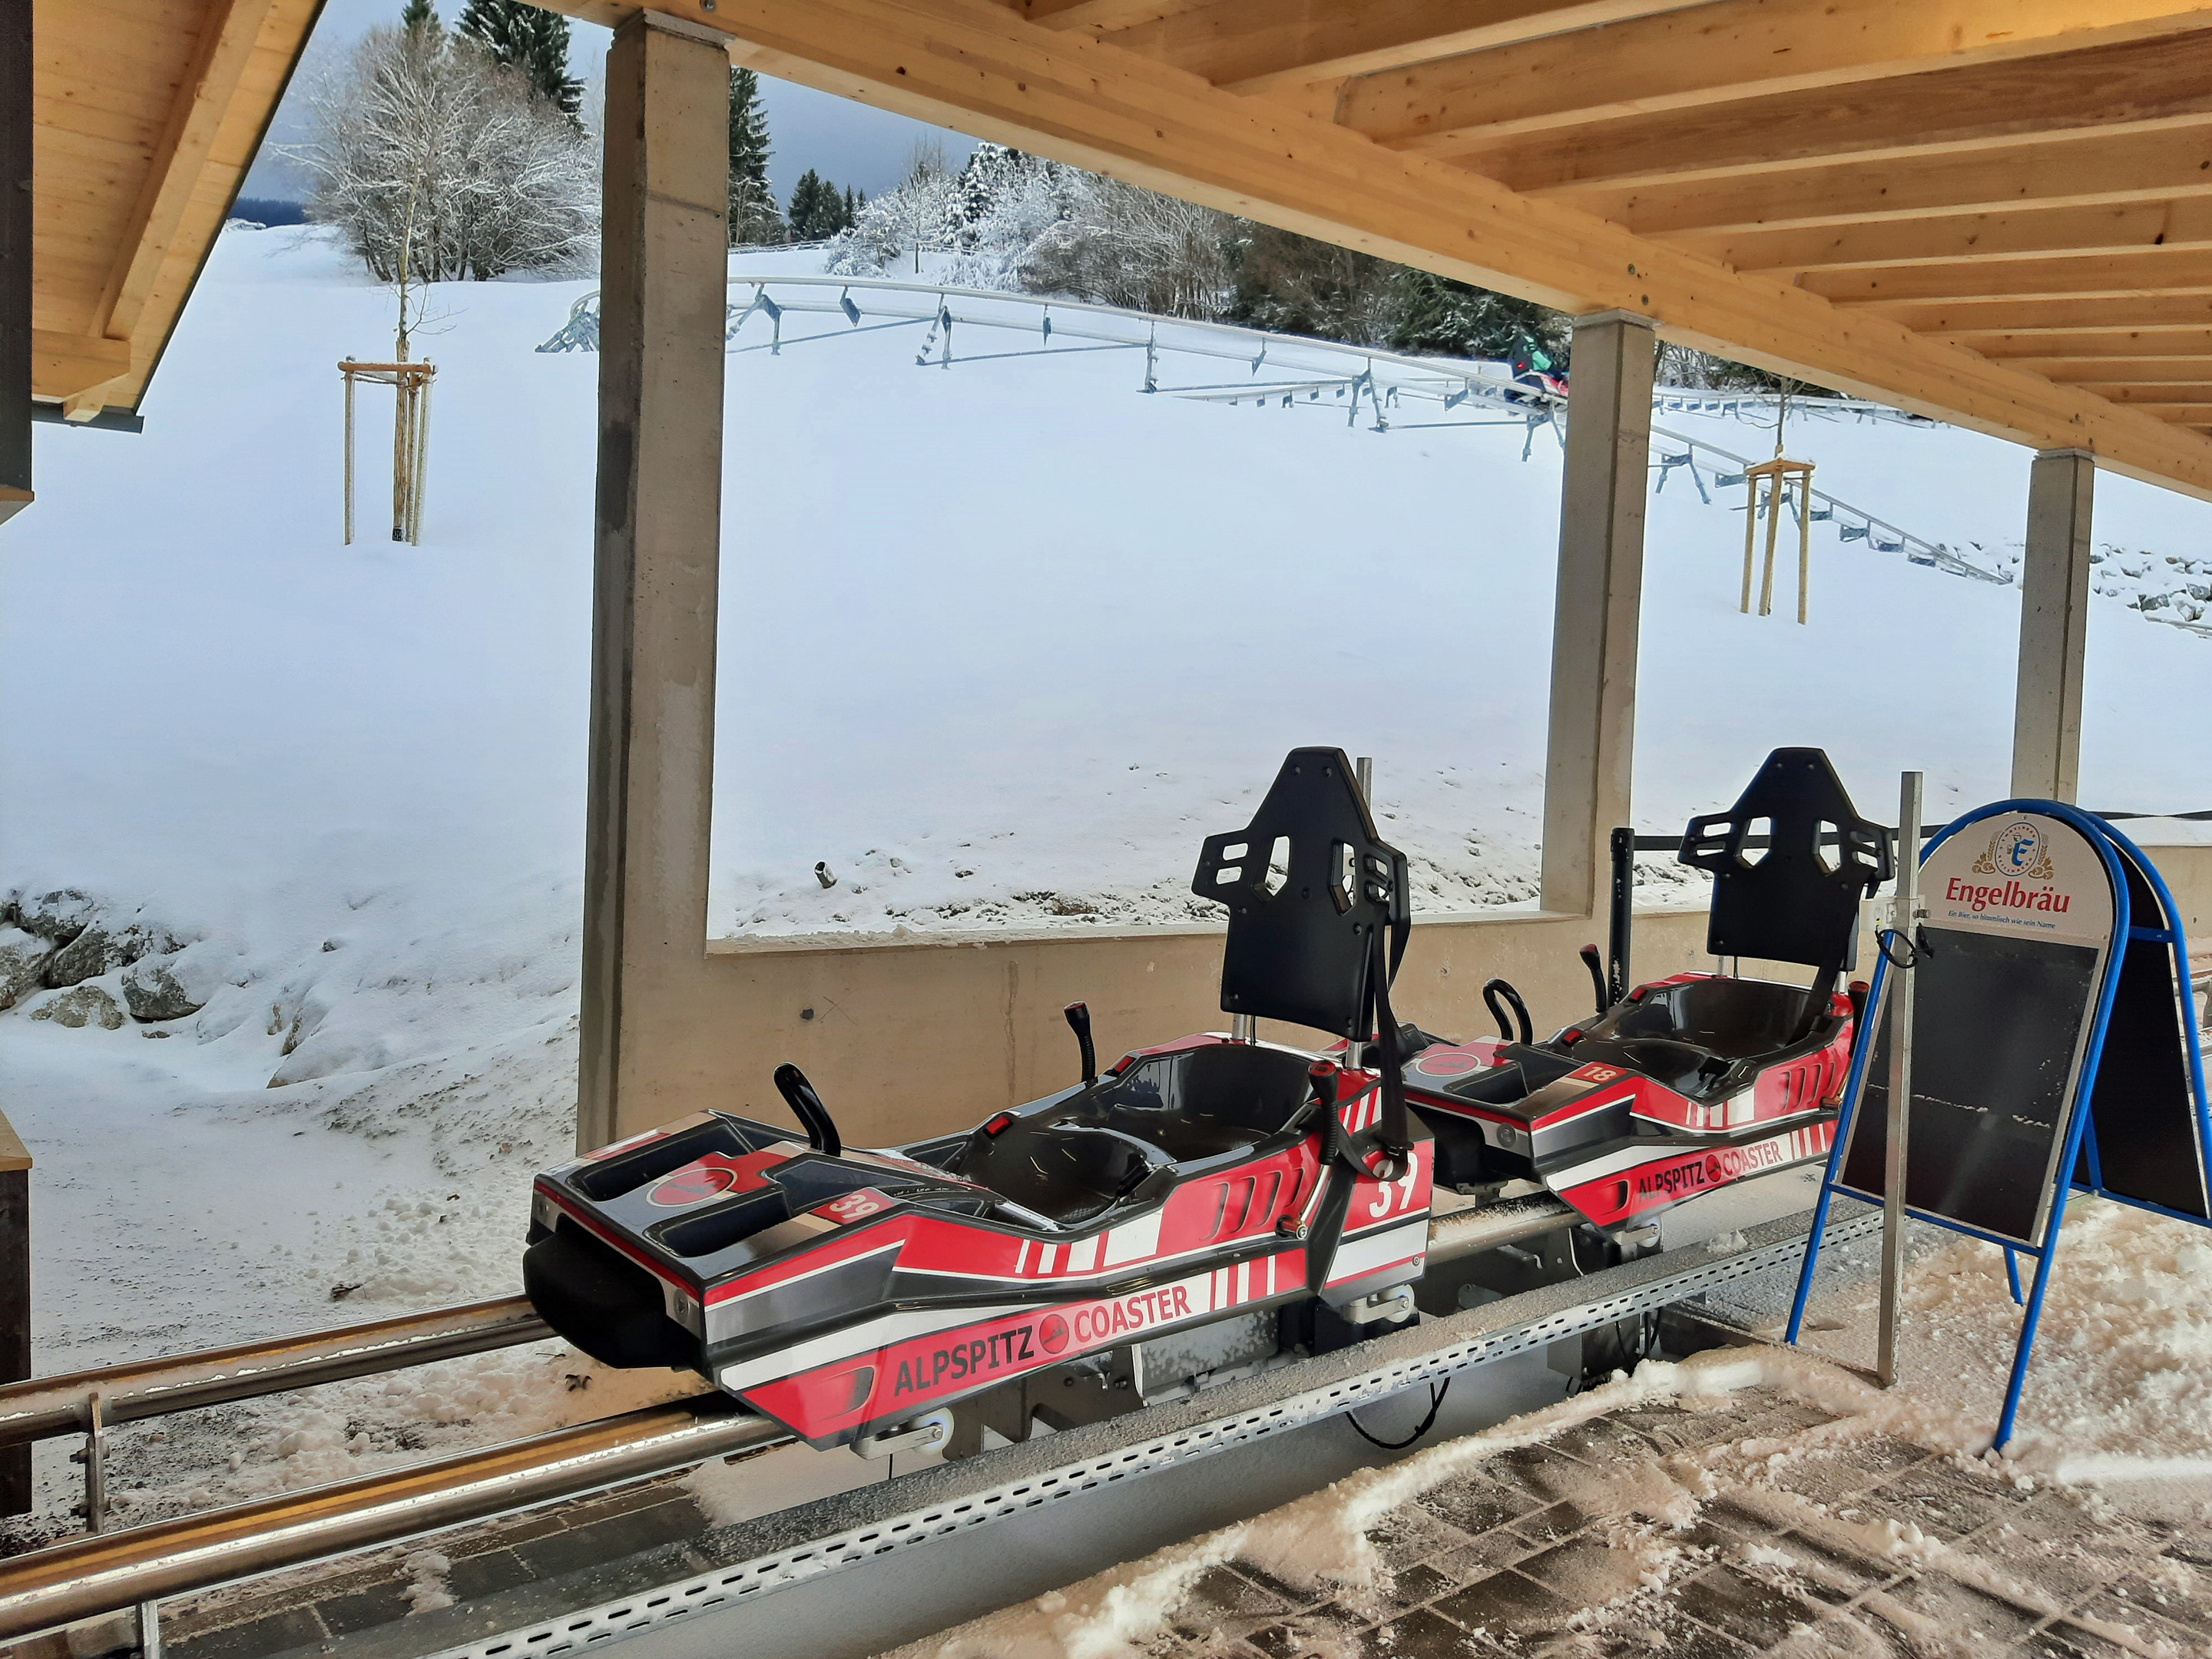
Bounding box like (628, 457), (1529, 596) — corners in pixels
(0, 1296), (551, 1451)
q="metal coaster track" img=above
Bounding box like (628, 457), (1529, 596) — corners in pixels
(538, 273), (1996, 588)
(0, 1196), (1582, 1644)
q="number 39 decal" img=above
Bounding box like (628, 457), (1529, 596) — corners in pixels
(1366, 1147), (1423, 1220)
(816, 1189), (891, 1224)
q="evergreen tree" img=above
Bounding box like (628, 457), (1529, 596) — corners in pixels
(455, 1), (581, 118)
(399, 0), (439, 35)
(727, 67), (782, 244)
(1385, 269), (1565, 365)
(788, 168), (858, 240)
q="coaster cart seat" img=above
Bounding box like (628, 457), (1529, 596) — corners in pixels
(1402, 748), (1890, 1236)
(520, 748), (1432, 1451)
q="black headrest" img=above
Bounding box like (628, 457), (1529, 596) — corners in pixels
(1193, 748), (1409, 1039)
(1678, 748), (1890, 971)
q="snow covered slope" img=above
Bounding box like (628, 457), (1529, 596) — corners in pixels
(5, 224), (2212, 1525)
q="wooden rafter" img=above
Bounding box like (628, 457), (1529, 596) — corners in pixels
(1450, 32), (2212, 191)
(2030, 360), (2212, 381)
(91, 0), (278, 349)
(1594, 124), (2212, 237)
(526, 0), (2212, 498)
(1069, 0), (1710, 98)
(1690, 198), (2212, 274)
(1965, 329), (2212, 357)
(1332, 0), (2212, 154)
(1904, 297), (2212, 333)
(1808, 253), (2212, 305)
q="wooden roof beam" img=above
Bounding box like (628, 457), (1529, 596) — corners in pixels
(1810, 253), (2212, 304)
(1072, 0), (1710, 98)
(1589, 124), (2212, 238)
(525, 0), (2212, 499)
(1693, 198), (2212, 273)
(1452, 35), (2212, 192)
(1962, 329), (2212, 358)
(90, 0), (278, 351)
(1899, 297), (2212, 333)
(31, 329), (131, 402)
(2028, 359), (2212, 380)
(1335, 0), (2212, 155)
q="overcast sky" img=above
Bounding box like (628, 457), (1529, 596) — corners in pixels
(243, 0), (979, 207)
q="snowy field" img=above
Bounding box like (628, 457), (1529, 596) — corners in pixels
(8, 224), (2212, 1542)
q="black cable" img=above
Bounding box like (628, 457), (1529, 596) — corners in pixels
(1347, 1378), (1449, 1450)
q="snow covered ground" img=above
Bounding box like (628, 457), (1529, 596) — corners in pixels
(7, 223), (2212, 1540)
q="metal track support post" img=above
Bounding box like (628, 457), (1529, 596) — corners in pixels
(2012, 449), (2094, 803)
(578, 12), (731, 1151)
(342, 371), (355, 545)
(1877, 771), (1922, 1389)
(1540, 312), (1655, 921)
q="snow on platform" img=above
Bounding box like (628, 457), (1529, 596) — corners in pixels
(902, 1364), (2209, 1659)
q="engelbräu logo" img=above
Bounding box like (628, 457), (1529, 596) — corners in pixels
(1972, 822), (2055, 882)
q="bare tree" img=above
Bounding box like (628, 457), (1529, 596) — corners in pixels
(295, 26), (599, 290)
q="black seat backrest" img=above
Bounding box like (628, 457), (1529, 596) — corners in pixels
(1192, 748), (1410, 1038)
(1678, 747), (1891, 971)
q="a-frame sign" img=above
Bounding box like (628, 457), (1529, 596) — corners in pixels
(1789, 800), (2212, 1448)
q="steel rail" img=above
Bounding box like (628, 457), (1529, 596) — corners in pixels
(0, 1191), (1691, 1645)
(0, 1396), (785, 1642)
(0, 1297), (551, 1451)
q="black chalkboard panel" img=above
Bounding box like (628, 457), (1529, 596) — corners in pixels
(1841, 926), (2098, 1246)
(2087, 926), (2212, 1220)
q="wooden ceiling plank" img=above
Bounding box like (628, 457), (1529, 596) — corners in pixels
(91, 0), (281, 349)
(1590, 123), (2212, 237)
(1693, 197), (2212, 273)
(1963, 329), (2212, 356)
(1902, 296), (2212, 333)
(522, 0), (2212, 498)
(1008, 0), (1204, 31)
(1449, 35), (2212, 190)
(30, 328), (131, 401)
(1810, 251), (2212, 304)
(2035, 361), (2212, 382)
(1338, 0), (2212, 153)
(1084, 0), (1710, 98)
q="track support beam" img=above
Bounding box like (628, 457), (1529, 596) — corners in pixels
(2012, 448), (2096, 803)
(1541, 311), (1655, 919)
(578, 11), (732, 1151)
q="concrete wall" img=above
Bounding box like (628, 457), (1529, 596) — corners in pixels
(605, 839), (2212, 1150)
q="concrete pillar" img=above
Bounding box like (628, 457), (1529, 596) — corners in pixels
(1540, 311), (1656, 917)
(2011, 448), (2095, 803)
(1, 0), (30, 524)
(578, 12), (730, 1152)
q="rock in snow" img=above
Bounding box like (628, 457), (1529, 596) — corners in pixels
(0, 929), (51, 1010)
(31, 985), (126, 1030)
(45, 925), (131, 988)
(121, 952), (210, 1022)
(12, 889), (97, 946)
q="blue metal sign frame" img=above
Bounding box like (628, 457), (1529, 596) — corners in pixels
(1786, 799), (2212, 1449)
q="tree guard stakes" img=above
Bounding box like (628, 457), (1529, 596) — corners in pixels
(1788, 800), (2212, 1449)
(339, 359), (435, 545)
(1739, 455), (1815, 624)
